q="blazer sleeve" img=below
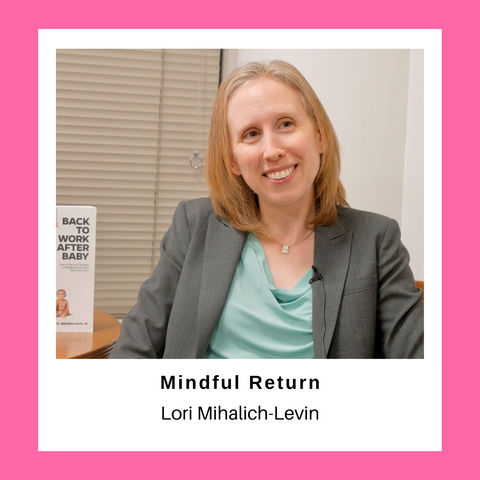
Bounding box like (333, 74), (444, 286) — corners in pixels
(109, 202), (191, 358)
(376, 218), (424, 358)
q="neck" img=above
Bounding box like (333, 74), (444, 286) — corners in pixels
(259, 199), (315, 245)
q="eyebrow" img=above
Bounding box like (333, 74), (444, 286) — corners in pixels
(235, 112), (296, 134)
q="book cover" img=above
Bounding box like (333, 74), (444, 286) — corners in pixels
(56, 206), (97, 332)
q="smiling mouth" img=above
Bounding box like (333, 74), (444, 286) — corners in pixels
(264, 166), (296, 180)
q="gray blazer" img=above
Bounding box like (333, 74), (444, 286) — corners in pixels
(110, 198), (423, 359)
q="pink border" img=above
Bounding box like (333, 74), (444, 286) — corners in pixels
(4, 2), (479, 478)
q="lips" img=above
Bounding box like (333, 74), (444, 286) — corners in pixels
(264, 165), (296, 180)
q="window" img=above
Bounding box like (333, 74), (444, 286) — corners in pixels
(56, 49), (221, 317)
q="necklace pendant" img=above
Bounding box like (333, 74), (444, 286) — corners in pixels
(282, 245), (289, 255)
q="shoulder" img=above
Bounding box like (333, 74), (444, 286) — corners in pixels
(337, 206), (394, 230)
(337, 206), (399, 236)
(169, 198), (216, 232)
(182, 197), (215, 221)
(182, 197), (214, 214)
(159, 198), (215, 266)
(165, 197), (230, 248)
(334, 207), (402, 248)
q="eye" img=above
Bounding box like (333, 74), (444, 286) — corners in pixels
(280, 120), (294, 129)
(243, 130), (259, 140)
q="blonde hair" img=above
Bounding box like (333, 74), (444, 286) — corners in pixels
(205, 60), (348, 233)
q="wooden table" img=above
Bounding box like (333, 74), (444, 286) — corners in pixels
(415, 280), (424, 300)
(56, 308), (121, 359)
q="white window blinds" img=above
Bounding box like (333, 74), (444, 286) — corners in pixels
(56, 49), (221, 318)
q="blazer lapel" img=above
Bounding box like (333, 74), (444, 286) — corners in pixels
(195, 216), (246, 356)
(312, 218), (352, 358)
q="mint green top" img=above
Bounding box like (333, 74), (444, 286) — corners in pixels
(203, 234), (314, 359)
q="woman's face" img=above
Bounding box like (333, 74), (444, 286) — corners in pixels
(227, 78), (322, 213)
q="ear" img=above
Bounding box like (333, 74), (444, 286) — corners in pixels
(231, 163), (241, 176)
(317, 130), (323, 154)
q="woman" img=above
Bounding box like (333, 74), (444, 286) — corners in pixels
(110, 60), (423, 359)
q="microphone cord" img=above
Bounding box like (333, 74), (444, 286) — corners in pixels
(310, 265), (327, 358)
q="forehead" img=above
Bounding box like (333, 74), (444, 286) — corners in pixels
(227, 78), (306, 130)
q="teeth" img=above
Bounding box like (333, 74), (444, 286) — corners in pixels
(266, 166), (295, 180)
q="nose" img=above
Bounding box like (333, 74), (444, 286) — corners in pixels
(262, 132), (285, 162)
